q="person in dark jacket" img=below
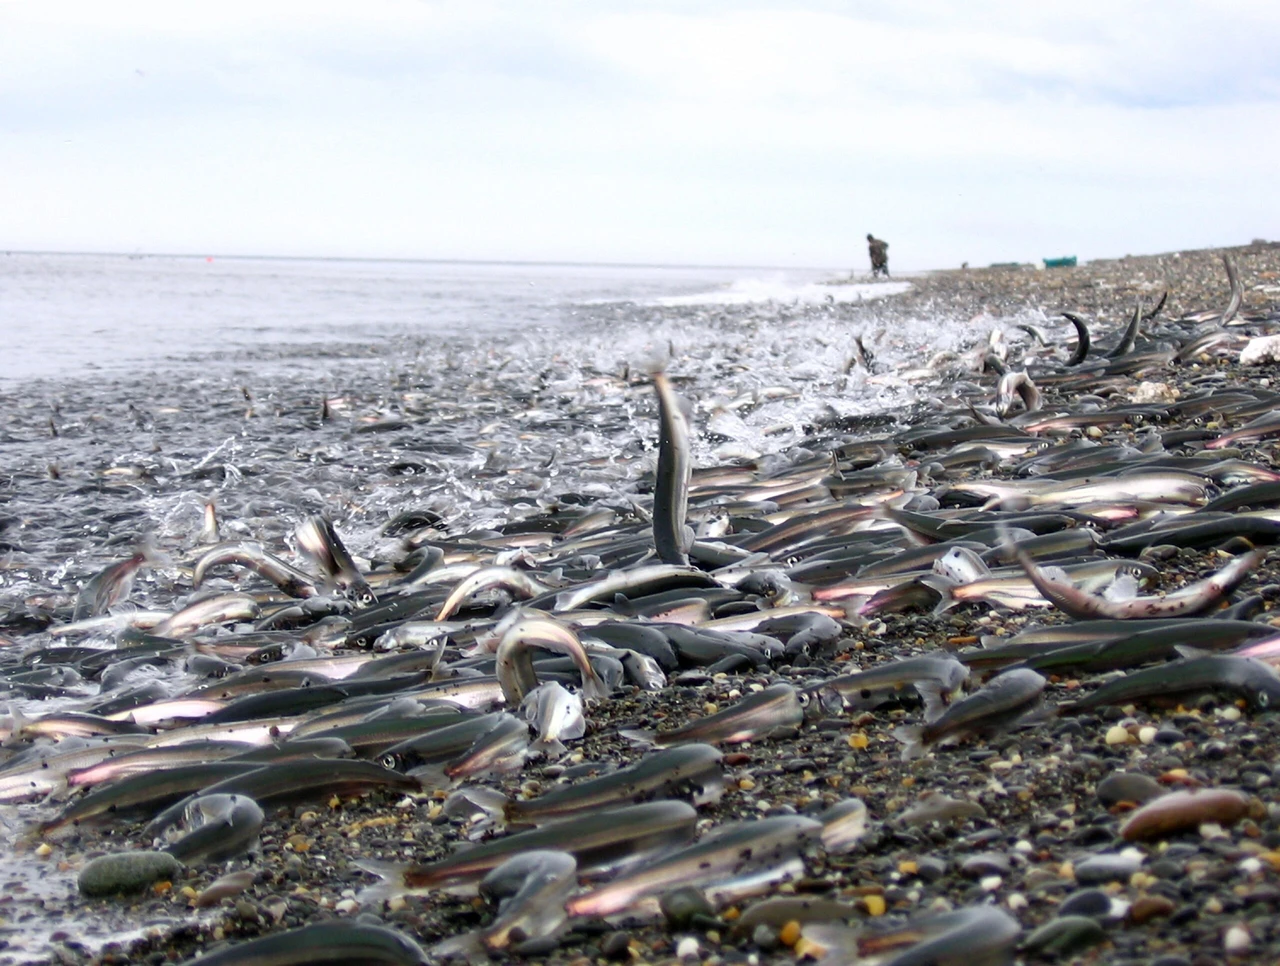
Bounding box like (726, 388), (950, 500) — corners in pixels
(867, 234), (889, 278)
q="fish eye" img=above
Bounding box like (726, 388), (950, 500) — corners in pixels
(797, 692), (810, 706)
(1258, 693), (1270, 708)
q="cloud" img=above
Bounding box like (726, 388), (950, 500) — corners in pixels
(1, 1), (1278, 266)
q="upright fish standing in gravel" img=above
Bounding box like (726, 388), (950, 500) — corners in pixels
(520, 681), (585, 757)
(651, 368), (693, 565)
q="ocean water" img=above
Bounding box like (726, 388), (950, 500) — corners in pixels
(0, 252), (903, 383)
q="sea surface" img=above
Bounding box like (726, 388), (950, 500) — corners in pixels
(2, 252), (905, 384)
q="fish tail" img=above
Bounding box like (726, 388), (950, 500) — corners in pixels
(919, 575), (958, 616)
(406, 763), (454, 790)
(443, 787), (510, 826)
(354, 858), (410, 905)
(891, 724), (926, 761)
(617, 727), (657, 747)
(915, 681), (948, 723)
(582, 673), (611, 705)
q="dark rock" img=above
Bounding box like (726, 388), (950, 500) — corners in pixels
(660, 886), (714, 928)
(1021, 915), (1107, 958)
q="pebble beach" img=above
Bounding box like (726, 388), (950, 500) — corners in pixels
(4, 242), (1280, 966)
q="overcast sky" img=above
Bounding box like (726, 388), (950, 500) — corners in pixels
(2, 1), (1279, 270)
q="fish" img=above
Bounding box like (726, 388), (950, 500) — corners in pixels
(156, 792), (265, 864)
(1059, 654), (1280, 715)
(495, 614), (609, 705)
(1062, 311), (1091, 366)
(457, 743), (724, 828)
(439, 712), (531, 784)
(151, 592), (261, 639)
(620, 682), (806, 747)
(520, 681), (585, 757)
(142, 758), (420, 839)
(40, 761), (263, 835)
(192, 542), (322, 598)
(651, 369), (694, 565)
(893, 667), (1046, 760)
(357, 800), (698, 901)
(71, 549), (156, 621)
(296, 515), (377, 607)
(434, 565), (553, 621)
(64, 739), (257, 789)
(814, 655), (969, 719)
(172, 921), (428, 966)
(843, 905), (1021, 966)
(1006, 535), (1261, 620)
(480, 852), (578, 951)
(564, 814), (823, 919)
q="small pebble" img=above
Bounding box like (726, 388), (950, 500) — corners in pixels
(1223, 923), (1252, 954)
(676, 936), (700, 960)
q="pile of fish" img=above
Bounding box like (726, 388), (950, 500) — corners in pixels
(4, 254), (1280, 963)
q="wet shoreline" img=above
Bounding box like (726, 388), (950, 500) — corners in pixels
(3, 243), (1280, 965)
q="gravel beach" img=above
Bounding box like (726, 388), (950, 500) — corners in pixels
(4, 242), (1280, 966)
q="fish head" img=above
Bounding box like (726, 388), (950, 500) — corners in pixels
(802, 686), (845, 719)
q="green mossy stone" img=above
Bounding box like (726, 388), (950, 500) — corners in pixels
(79, 851), (183, 897)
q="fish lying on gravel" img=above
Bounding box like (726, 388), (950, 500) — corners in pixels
(357, 801), (698, 901)
(564, 814), (823, 919)
(174, 920), (429, 966)
(619, 682), (807, 747)
(893, 668), (1047, 760)
(1058, 654), (1280, 714)
(452, 743), (724, 828)
(432, 850), (579, 957)
(813, 655), (968, 717)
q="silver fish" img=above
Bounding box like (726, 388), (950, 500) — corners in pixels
(495, 614), (609, 705)
(564, 814), (822, 919)
(520, 681), (585, 758)
(620, 682), (806, 747)
(358, 800), (698, 901)
(652, 370), (694, 565)
(893, 667), (1046, 760)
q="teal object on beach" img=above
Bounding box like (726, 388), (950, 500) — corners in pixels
(1043, 256), (1078, 268)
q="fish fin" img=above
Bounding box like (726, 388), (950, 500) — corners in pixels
(891, 724), (926, 761)
(617, 727), (657, 747)
(1101, 573), (1138, 601)
(915, 681), (949, 723)
(443, 787), (509, 826)
(797, 923), (860, 966)
(611, 594), (637, 617)
(7, 703), (31, 738)
(431, 932), (487, 963)
(353, 858), (409, 905)
(918, 574), (958, 615)
(1174, 645), (1213, 660)
(581, 673), (611, 705)
(406, 763), (455, 790)
(529, 737), (568, 758)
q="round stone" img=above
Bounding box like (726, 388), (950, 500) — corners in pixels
(79, 851), (183, 898)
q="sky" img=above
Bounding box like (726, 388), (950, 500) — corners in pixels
(2, 1), (1279, 270)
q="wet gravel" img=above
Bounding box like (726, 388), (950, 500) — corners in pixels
(3, 241), (1280, 965)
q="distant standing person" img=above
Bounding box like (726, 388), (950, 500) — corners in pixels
(867, 234), (889, 278)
